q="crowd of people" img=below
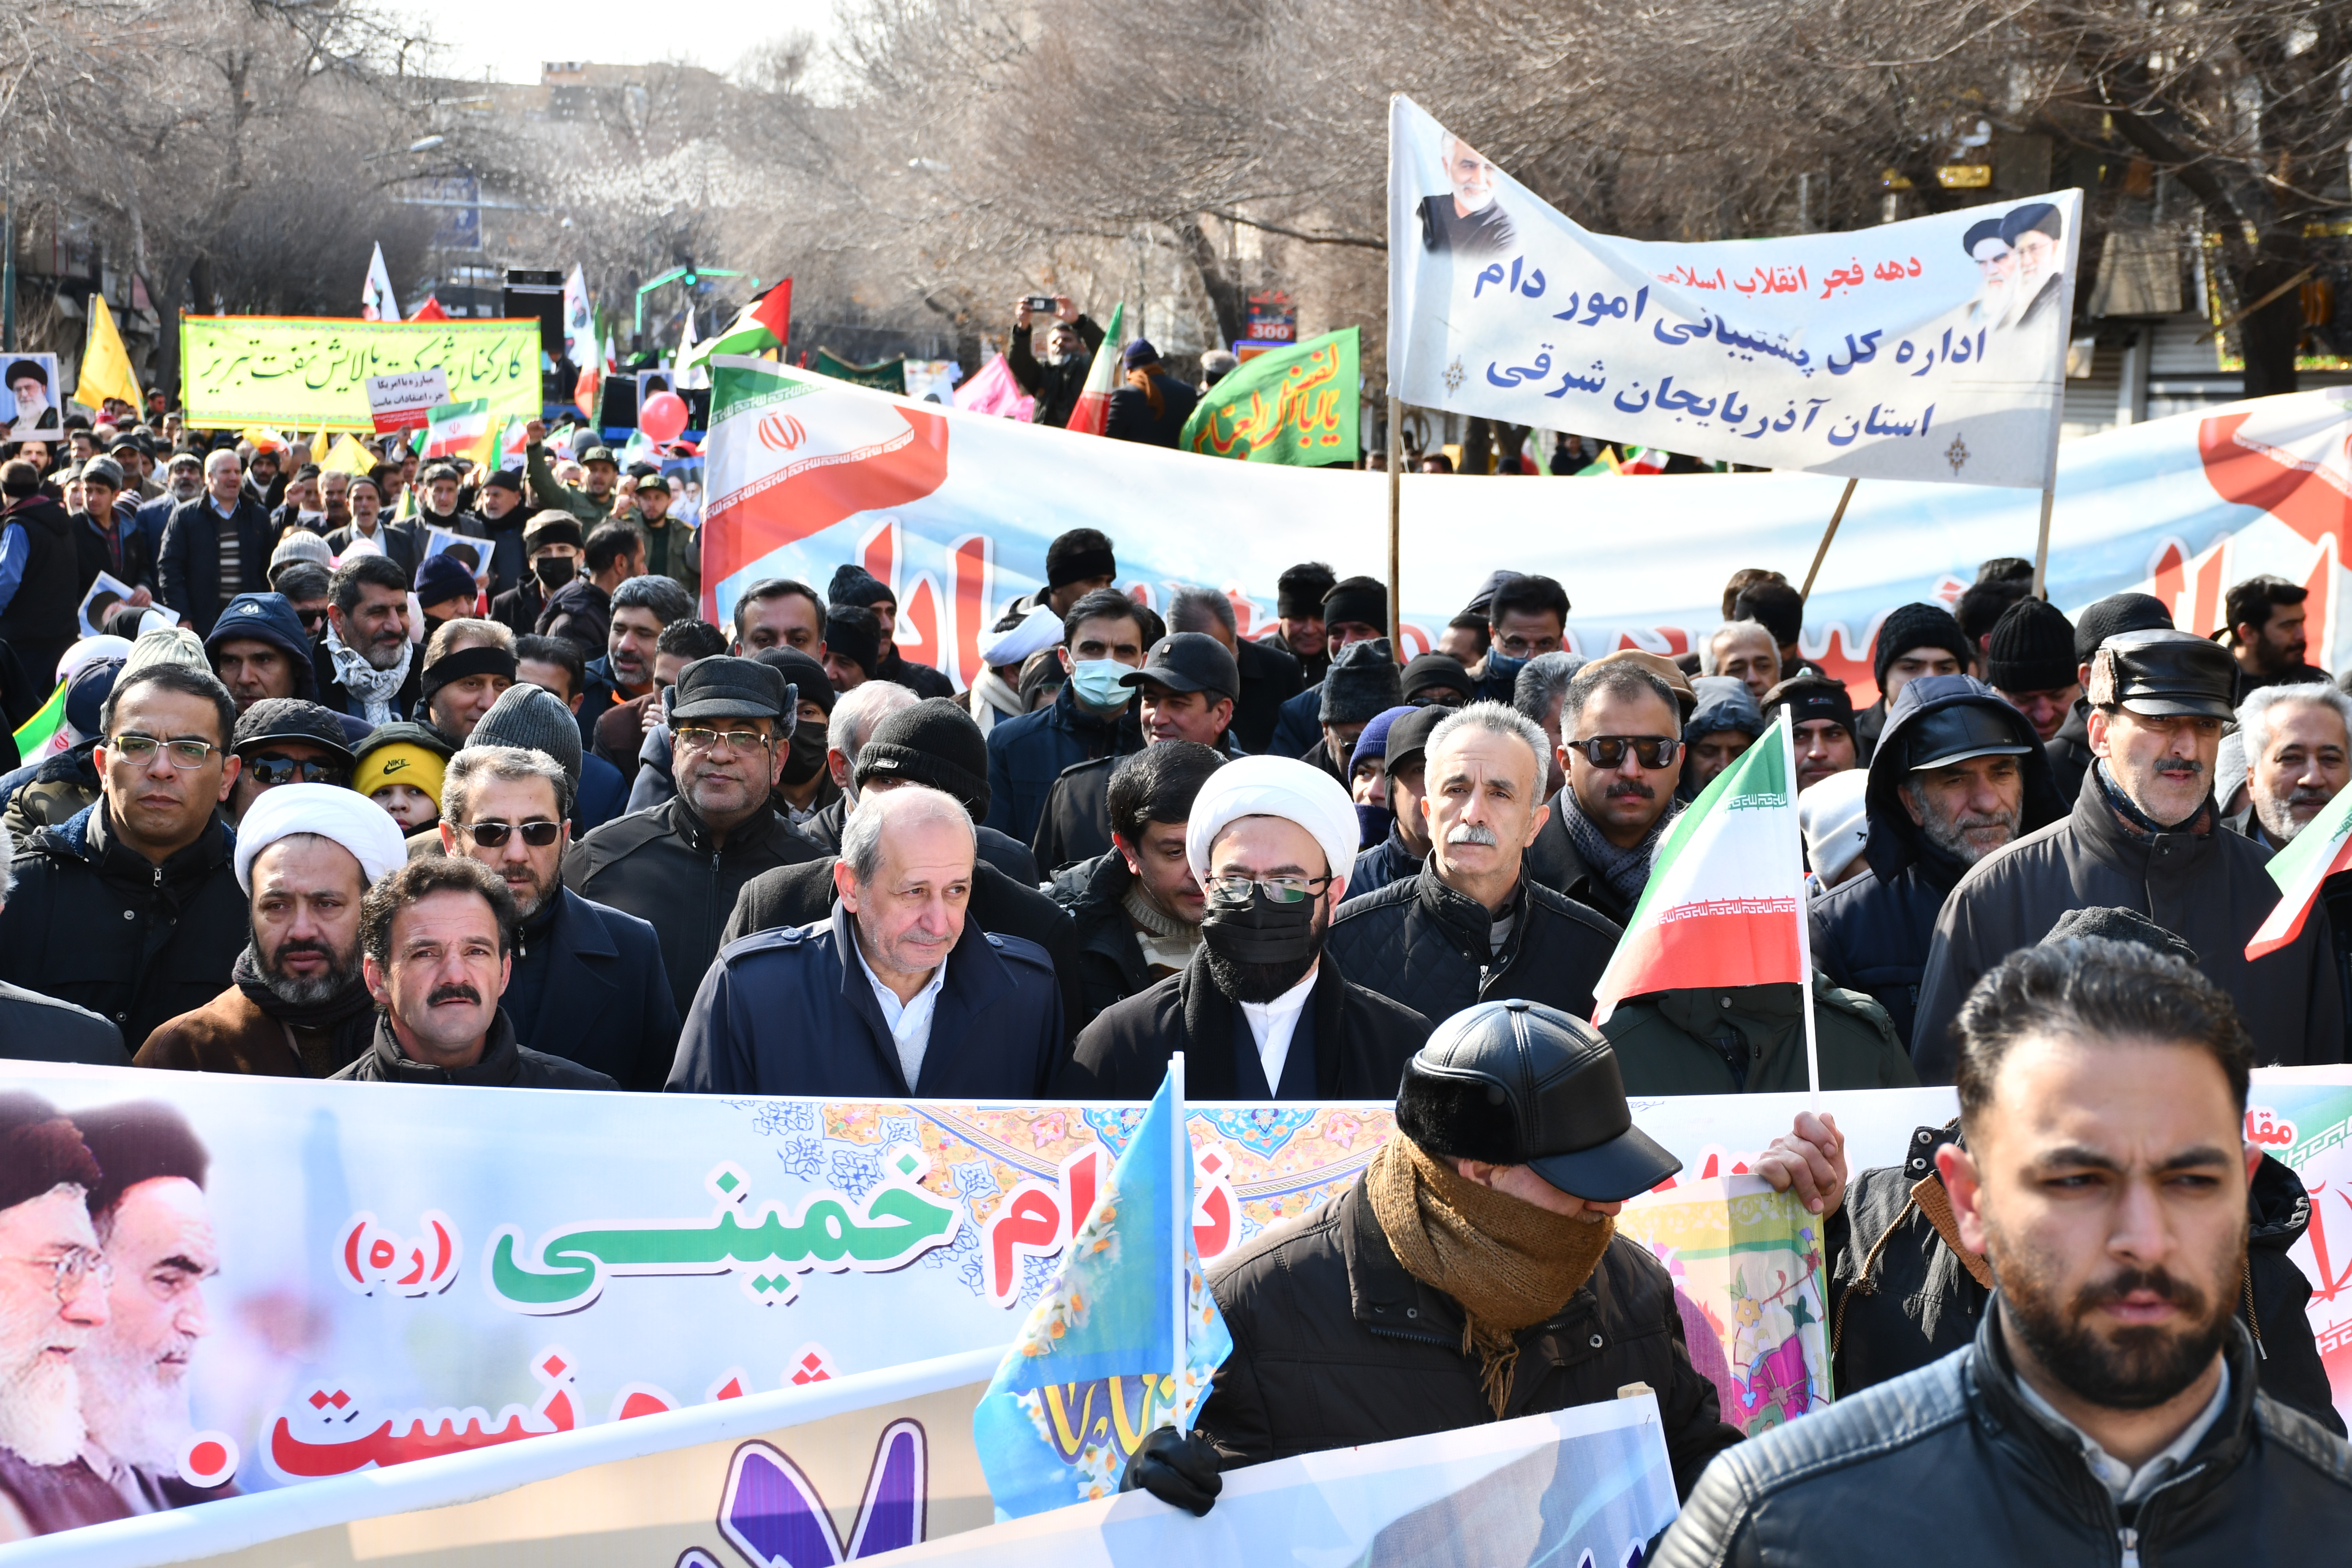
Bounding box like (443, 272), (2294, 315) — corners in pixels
(5, 387), (2352, 1546)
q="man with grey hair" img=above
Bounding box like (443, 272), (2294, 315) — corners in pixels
(1328, 700), (1620, 1026)
(441, 746), (678, 1087)
(1705, 619), (1781, 705)
(0, 823), (127, 1062)
(1512, 650), (1585, 800)
(669, 784), (1063, 1096)
(1166, 583), (1302, 754)
(2231, 681), (2352, 1051)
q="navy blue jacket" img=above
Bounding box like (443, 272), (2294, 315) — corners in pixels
(667, 902), (1064, 1097)
(506, 887), (681, 1090)
(1267, 682), (1324, 761)
(574, 752), (629, 834)
(1346, 828), (1422, 901)
(983, 682), (1140, 847)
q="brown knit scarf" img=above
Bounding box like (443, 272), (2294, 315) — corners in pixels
(1366, 1136), (1616, 1419)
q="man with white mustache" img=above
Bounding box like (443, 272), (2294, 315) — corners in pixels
(0, 1094), (128, 1539)
(1327, 701), (1621, 1026)
(1418, 135), (1517, 256)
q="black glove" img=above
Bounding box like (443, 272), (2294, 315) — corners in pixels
(1119, 1424), (1223, 1516)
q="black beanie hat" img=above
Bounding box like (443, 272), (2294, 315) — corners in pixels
(1277, 561), (1337, 618)
(1045, 529), (1116, 591)
(825, 604), (883, 678)
(2072, 592), (2173, 665)
(856, 697), (990, 819)
(754, 647), (836, 716)
(1322, 576), (1388, 633)
(828, 564), (895, 612)
(1871, 603), (1971, 690)
(1320, 638), (1403, 724)
(1984, 596), (2078, 693)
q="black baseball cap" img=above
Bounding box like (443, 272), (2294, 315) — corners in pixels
(1396, 1000), (1680, 1202)
(1119, 632), (1239, 701)
(1384, 702), (1450, 769)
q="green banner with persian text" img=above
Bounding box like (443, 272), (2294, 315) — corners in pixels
(1181, 328), (1359, 466)
(179, 315), (542, 431)
(812, 348), (908, 395)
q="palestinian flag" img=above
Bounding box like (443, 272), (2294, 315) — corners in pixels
(2247, 785), (2352, 959)
(1064, 303), (1125, 436)
(683, 280), (792, 379)
(1180, 329), (1360, 466)
(422, 398), (493, 463)
(1592, 710), (1807, 1026)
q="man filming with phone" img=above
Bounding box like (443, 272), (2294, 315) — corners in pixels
(1007, 294), (1105, 429)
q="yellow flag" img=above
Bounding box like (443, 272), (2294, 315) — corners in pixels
(321, 435), (378, 476)
(75, 294), (143, 414)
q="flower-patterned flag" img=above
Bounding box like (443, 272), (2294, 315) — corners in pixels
(971, 1064), (1232, 1519)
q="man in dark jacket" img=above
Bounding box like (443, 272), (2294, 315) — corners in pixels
(204, 591), (318, 712)
(314, 555), (420, 725)
(439, 746), (680, 1089)
(70, 457), (153, 601)
(671, 785), (1063, 1096)
(1166, 585), (1301, 755)
(1914, 631), (2344, 1077)
(536, 520), (642, 666)
(1473, 572), (1570, 706)
(1004, 299), (1105, 430)
(1123, 1002), (1741, 1517)
(0, 459), (82, 686)
(1658, 936), (2352, 1566)
(826, 564), (956, 700)
(0, 664), (248, 1047)
(1523, 653), (1688, 925)
(490, 511), (583, 638)
(1032, 632), (1237, 874)
(332, 856), (615, 1089)
(984, 588), (1146, 845)
(158, 450), (277, 636)
(565, 656), (825, 1020)
(1048, 742), (1226, 1033)
(2231, 681), (2352, 1051)
(1810, 674), (2067, 1046)
(1102, 340), (1200, 447)
(1348, 704), (1443, 899)
(2046, 591), (2175, 801)
(1330, 701), (1620, 1026)
(1061, 755), (1429, 1099)
(1602, 973), (1918, 1094)
(1267, 576), (1391, 760)
(1849, 602), (1971, 763)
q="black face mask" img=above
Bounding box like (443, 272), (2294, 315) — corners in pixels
(781, 721), (829, 786)
(534, 555), (577, 590)
(1199, 888), (1325, 1001)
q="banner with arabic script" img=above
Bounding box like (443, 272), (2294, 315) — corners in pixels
(1386, 95), (2081, 487)
(1179, 329), (1360, 465)
(178, 316), (543, 433)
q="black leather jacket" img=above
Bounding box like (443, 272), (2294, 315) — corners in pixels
(1326, 862), (1621, 1026)
(1657, 1310), (2352, 1567)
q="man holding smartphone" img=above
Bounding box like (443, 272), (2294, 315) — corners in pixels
(1007, 294), (1105, 429)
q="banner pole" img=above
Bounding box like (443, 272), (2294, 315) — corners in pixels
(1798, 478), (1858, 604)
(2030, 482), (2056, 599)
(2031, 193), (2086, 603)
(1169, 1051), (1188, 1407)
(1784, 707), (1822, 1099)
(1386, 395), (1403, 661)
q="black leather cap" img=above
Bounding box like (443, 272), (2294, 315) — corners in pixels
(2087, 629), (2237, 720)
(670, 655), (787, 721)
(1120, 632), (1239, 700)
(1395, 1001), (1681, 1202)
(1897, 685), (2037, 771)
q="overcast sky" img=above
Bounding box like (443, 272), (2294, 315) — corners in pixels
(400, 0), (837, 84)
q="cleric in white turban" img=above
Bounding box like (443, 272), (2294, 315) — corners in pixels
(1060, 754), (1430, 1100)
(232, 782), (409, 892)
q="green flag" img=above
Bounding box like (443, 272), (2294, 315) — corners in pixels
(10, 681), (67, 760)
(813, 349), (906, 394)
(1179, 329), (1358, 465)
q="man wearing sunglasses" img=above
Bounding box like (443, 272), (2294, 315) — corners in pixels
(440, 746), (678, 1088)
(1062, 754), (1429, 1098)
(0, 666), (249, 1048)
(1524, 654), (1690, 926)
(222, 699), (354, 826)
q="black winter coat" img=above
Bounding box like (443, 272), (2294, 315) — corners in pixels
(0, 980), (128, 1065)
(0, 805), (248, 1048)
(668, 901), (1062, 1097)
(1327, 863), (1621, 1027)
(1345, 828), (1423, 901)
(1029, 754), (1116, 876)
(2228, 807), (2352, 1062)
(564, 798), (826, 1021)
(0, 493), (80, 647)
(874, 646), (957, 701)
(1059, 945), (1428, 1100)
(329, 1010), (616, 1089)
(160, 495), (283, 633)
(1230, 637), (1304, 755)
(323, 518), (429, 583)
(537, 576), (613, 659)
(1045, 850), (1160, 1033)
(983, 683), (1143, 847)
(1827, 1121), (2343, 1435)
(1103, 373), (1200, 447)
(1912, 767), (2344, 1078)
(1655, 1311), (2352, 1568)
(501, 887), (682, 1090)
(1600, 975), (1920, 1095)
(1195, 1174), (1743, 1501)
(2045, 697), (2095, 803)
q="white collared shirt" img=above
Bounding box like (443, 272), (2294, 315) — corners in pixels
(2014, 1360), (2230, 1505)
(1237, 961), (1319, 1093)
(855, 941), (947, 1091)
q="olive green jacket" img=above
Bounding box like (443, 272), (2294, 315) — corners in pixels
(1601, 972), (1919, 1095)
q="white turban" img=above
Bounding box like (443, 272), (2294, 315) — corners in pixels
(976, 603), (1064, 669)
(1797, 768), (1871, 886)
(234, 782), (411, 894)
(1184, 755), (1361, 890)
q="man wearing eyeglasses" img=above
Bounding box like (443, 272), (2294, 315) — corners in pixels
(0, 1093), (132, 1539)
(1523, 654), (1691, 926)
(440, 746), (678, 1088)
(221, 700), (355, 826)
(0, 666), (249, 1048)
(568, 656), (825, 1021)
(1061, 754), (1429, 1099)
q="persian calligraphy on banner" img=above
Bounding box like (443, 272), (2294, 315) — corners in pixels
(179, 316), (541, 432)
(1386, 94), (2082, 487)
(1180, 328), (1361, 466)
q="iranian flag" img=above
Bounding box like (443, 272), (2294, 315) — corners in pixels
(1592, 710), (1817, 1078)
(1064, 302), (1125, 436)
(1620, 446), (1667, 475)
(422, 397), (493, 463)
(2246, 786), (2352, 959)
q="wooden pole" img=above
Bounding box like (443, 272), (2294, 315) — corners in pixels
(1798, 477), (1859, 603)
(1386, 395), (1403, 659)
(2031, 482), (2056, 599)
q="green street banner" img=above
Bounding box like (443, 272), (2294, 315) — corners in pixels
(179, 316), (542, 432)
(1181, 328), (1360, 464)
(813, 348), (907, 394)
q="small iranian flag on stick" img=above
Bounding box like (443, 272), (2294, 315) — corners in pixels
(1064, 302), (1125, 436)
(1592, 710), (1821, 1088)
(422, 397), (493, 463)
(2246, 785), (2352, 960)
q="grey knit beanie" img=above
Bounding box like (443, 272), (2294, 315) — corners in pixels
(468, 681), (584, 786)
(1319, 639), (1403, 725)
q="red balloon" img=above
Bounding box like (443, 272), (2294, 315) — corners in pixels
(640, 390), (689, 444)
